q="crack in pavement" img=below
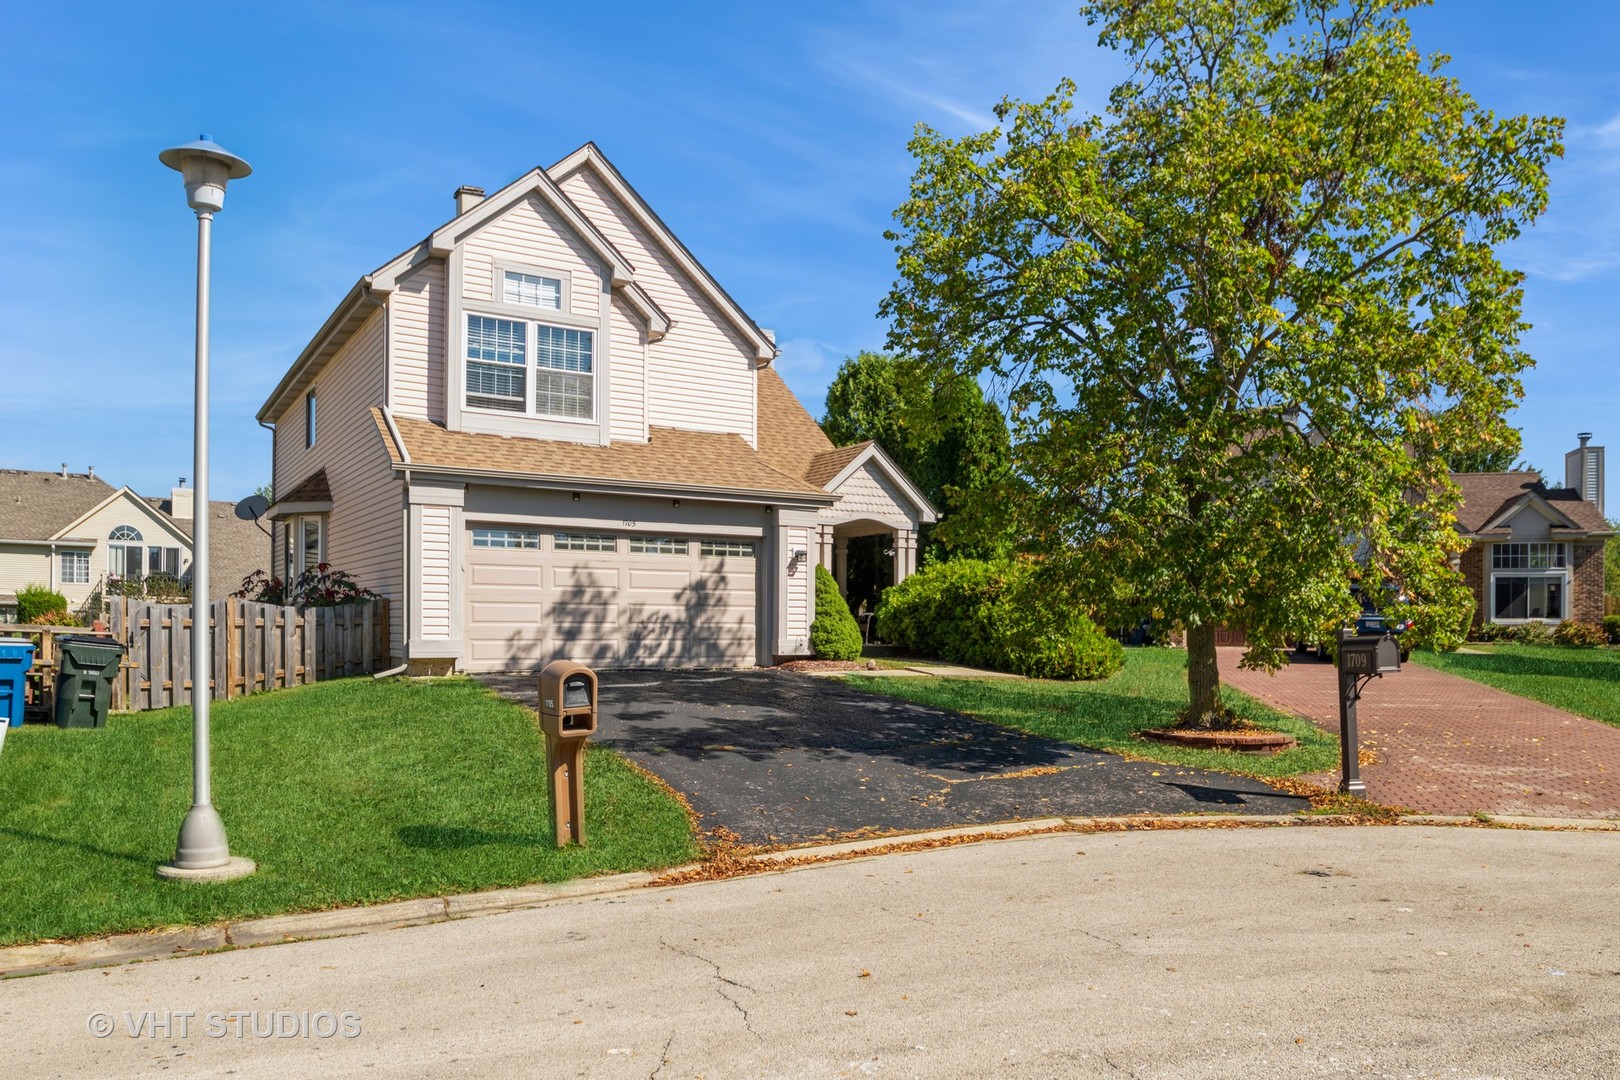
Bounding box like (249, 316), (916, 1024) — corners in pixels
(1080, 928), (1129, 952)
(650, 1029), (676, 1079)
(661, 940), (763, 1041)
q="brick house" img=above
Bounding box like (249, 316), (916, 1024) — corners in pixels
(1453, 435), (1612, 630)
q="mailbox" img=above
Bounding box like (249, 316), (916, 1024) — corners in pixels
(1337, 633), (1401, 675)
(537, 659), (596, 848)
(538, 660), (598, 739)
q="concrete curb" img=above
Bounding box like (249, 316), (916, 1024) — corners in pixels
(6, 811), (1617, 979)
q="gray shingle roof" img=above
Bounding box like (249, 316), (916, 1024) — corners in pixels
(0, 469), (115, 540)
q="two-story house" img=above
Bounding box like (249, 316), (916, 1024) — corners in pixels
(1454, 434), (1612, 630)
(256, 144), (934, 673)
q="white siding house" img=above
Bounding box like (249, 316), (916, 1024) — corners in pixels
(257, 143), (935, 672)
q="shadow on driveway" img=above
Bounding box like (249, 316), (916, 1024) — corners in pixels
(479, 670), (1308, 844)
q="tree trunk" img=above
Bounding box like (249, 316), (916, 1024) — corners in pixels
(1182, 621), (1227, 729)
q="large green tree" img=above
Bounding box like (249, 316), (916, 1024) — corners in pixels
(882, 0), (1562, 726)
(821, 351), (1017, 563)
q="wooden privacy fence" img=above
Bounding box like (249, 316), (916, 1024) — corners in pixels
(108, 598), (390, 712)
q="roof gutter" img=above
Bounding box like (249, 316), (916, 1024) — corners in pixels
(386, 461), (836, 508)
(255, 278), (385, 423)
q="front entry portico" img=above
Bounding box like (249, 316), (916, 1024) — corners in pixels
(803, 441), (934, 619)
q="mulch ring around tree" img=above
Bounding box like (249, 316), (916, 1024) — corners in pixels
(1139, 726), (1297, 755)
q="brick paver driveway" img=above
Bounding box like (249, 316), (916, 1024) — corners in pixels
(1219, 648), (1620, 818)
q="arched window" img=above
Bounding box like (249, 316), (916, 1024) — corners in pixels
(107, 524), (181, 581)
(108, 525), (145, 579)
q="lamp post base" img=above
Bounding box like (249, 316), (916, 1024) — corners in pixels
(161, 803), (250, 880)
(157, 856), (257, 882)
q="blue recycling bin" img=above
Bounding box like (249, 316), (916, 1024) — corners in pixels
(0, 636), (38, 729)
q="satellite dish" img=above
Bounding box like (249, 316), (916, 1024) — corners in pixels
(234, 495), (271, 521)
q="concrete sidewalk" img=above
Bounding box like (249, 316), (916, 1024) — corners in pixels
(1219, 647), (1620, 818)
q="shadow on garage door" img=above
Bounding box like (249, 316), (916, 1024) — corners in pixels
(478, 669), (1309, 845)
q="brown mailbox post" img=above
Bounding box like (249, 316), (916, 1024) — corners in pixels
(538, 660), (598, 847)
(1335, 630), (1401, 795)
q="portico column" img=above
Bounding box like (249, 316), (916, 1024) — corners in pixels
(834, 537), (849, 593)
(818, 524), (834, 571)
(901, 529), (918, 581)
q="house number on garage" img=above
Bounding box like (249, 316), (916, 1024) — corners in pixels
(623, 520), (637, 528)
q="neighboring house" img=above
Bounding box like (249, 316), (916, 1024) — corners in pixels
(0, 467), (269, 619)
(1454, 434), (1612, 629)
(256, 143), (936, 673)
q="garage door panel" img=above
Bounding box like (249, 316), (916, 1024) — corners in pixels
(468, 601), (544, 624)
(551, 565), (621, 591)
(469, 563), (545, 588)
(625, 568), (692, 591)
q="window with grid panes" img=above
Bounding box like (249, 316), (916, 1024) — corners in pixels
(553, 533), (616, 552)
(629, 537), (688, 556)
(700, 540), (755, 558)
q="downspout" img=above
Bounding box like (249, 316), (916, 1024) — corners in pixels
(258, 416), (278, 578)
(379, 407), (413, 669)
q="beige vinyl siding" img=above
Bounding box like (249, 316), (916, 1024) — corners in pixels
(0, 545), (54, 605)
(391, 260), (447, 422)
(556, 168), (756, 444)
(274, 309), (405, 658)
(609, 294), (647, 443)
(460, 194), (607, 319)
(419, 505), (453, 640)
(785, 525), (812, 642)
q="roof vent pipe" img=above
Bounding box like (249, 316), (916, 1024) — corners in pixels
(87, 465), (95, 479)
(454, 186), (485, 215)
(61, 463), (67, 478)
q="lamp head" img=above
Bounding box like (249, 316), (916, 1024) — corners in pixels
(159, 135), (252, 213)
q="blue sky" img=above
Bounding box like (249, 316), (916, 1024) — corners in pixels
(1, 1), (1614, 513)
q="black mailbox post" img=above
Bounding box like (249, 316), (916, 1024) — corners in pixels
(1336, 629), (1401, 794)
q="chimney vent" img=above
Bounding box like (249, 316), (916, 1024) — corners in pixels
(170, 482), (195, 522)
(1565, 433), (1605, 516)
(61, 462), (67, 478)
(87, 465), (95, 479)
(455, 185), (485, 215)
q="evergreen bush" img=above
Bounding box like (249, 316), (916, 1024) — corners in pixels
(810, 564), (863, 661)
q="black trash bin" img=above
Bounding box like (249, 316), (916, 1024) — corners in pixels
(54, 636), (126, 729)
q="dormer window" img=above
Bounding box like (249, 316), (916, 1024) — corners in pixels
(503, 270), (562, 310)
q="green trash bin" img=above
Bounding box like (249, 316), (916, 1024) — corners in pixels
(54, 635), (126, 729)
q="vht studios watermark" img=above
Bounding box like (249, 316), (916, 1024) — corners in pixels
(87, 1010), (362, 1040)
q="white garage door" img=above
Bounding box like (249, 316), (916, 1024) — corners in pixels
(464, 527), (759, 671)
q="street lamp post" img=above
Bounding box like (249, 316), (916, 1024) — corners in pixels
(157, 136), (256, 882)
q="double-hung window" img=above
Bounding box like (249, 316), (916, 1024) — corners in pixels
(61, 550), (90, 585)
(465, 269), (594, 422)
(466, 315), (529, 413)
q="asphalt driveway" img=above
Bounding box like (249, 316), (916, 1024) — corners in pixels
(479, 669), (1308, 844)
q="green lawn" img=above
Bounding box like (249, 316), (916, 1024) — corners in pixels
(0, 677), (697, 947)
(1412, 644), (1620, 727)
(844, 647), (1338, 779)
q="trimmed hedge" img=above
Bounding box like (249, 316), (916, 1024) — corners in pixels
(810, 564), (863, 661)
(876, 559), (1123, 680)
(1605, 615), (1620, 645)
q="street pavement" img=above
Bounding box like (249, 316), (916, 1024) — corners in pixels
(5, 825), (1618, 1078)
(481, 669), (1307, 842)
